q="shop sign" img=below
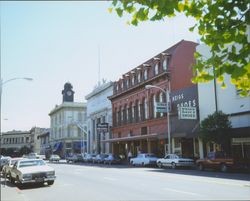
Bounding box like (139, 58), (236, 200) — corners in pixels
(178, 106), (197, 120)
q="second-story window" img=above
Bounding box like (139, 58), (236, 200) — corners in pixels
(121, 81), (123, 90)
(126, 79), (130, 88)
(154, 63), (159, 75)
(116, 84), (119, 92)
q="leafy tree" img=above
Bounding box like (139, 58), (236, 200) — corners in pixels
(199, 111), (232, 153)
(110, 0), (250, 96)
(19, 146), (32, 156)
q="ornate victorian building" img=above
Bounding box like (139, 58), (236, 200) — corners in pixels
(108, 40), (199, 158)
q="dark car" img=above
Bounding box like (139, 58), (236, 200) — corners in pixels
(92, 154), (109, 164)
(103, 154), (122, 165)
(196, 151), (234, 172)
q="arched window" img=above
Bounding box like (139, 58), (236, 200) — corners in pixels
(138, 100), (141, 121)
(160, 92), (164, 117)
(138, 72), (141, 83)
(163, 58), (168, 70)
(154, 63), (159, 75)
(153, 94), (157, 118)
(144, 98), (148, 119)
(144, 69), (148, 80)
(131, 76), (135, 85)
(126, 79), (130, 88)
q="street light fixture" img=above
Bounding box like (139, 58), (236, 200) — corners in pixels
(0, 77), (33, 154)
(145, 82), (171, 155)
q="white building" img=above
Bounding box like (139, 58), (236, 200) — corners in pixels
(85, 81), (113, 154)
(49, 83), (87, 157)
(197, 44), (250, 159)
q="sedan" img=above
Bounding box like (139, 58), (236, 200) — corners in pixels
(156, 154), (194, 169)
(92, 154), (109, 164)
(103, 154), (122, 165)
(49, 154), (60, 162)
(10, 159), (56, 187)
(130, 153), (159, 166)
(83, 154), (96, 163)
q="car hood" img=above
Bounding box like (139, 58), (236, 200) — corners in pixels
(19, 166), (54, 174)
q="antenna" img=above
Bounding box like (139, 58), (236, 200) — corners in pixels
(98, 45), (101, 86)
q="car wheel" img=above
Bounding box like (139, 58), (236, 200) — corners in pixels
(220, 164), (228, 172)
(130, 161), (134, 166)
(10, 176), (15, 184)
(47, 181), (54, 185)
(197, 163), (204, 171)
(171, 162), (176, 169)
(157, 162), (163, 168)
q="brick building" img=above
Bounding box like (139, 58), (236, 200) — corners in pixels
(108, 40), (199, 159)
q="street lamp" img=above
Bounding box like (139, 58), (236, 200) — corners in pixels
(0, 77), (33, 154)
(145, 82), (171, 155)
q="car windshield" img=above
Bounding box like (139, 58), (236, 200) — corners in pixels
(19, 160), (46, 168)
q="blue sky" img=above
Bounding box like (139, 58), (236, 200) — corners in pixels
(1, 1), (199, 132)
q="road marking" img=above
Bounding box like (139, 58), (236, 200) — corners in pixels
(163, 187), (201, 196)
(103, 177), (116, 181)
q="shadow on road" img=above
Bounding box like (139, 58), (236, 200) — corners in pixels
(146, 168), (250, 182)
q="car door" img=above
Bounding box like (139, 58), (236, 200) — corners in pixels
(164, 155), (171, 167)
(10, 162), (18, 178)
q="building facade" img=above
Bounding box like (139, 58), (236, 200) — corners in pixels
(30, 127), (48, 154)
(0, 130), (32, 156)
(85, 81), (113, 154)
(108, 40), (199, 159)
(37, 129), (50, 157)
(49, 82), (87, 157)
(197, 44), (250, 160)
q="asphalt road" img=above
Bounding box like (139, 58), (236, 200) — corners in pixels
(1, 161), (250, 201)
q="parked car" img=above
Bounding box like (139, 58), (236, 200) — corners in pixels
(196, 151), (234, 172)
(76, 154), (84, 162)
(103, 154), (122, 165)
(92, 154), (109, 164)
(156, 154), (194, 169)
(83, 154), (96, 163)
(130, 153), (159, 166)
(66, 154), (78, 163)
(9, 159), (56, 186)
(0, 156), (11, 171)
(2, 157), (24, 178)
(49, 154), (60, 162)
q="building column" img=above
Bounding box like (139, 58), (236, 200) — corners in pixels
(198, 137), (204, 158)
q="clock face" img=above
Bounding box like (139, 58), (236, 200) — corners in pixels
(66, 91), (72, 96)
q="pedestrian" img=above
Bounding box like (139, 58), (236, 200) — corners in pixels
(128, 150), (132, 163)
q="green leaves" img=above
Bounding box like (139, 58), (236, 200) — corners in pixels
(110, 0), (250, 96)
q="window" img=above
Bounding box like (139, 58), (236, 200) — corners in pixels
(160, 92), (164, 117)
(121, 81), (123, 89)
(126, 79), (130, 88)
(154, 63), (159, 75)
(153, 94), (157, 118)
(144, 98), (148, 119)
(116, 84), (119, 91)
(163, 58), (168, 70)
(144, 70), (148, 80)
(137, 72), (141, 83)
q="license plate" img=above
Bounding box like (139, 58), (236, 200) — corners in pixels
(35, 178), (44, 182)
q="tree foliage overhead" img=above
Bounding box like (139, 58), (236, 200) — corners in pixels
(199, 111), (231, 152)
(110, 0), (250, 96)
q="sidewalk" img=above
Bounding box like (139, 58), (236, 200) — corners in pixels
(1, 177), (25, 201)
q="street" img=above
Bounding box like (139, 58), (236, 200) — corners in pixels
(1, 162), (250, 201)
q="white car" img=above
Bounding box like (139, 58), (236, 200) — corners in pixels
(130, 153), (159, 166)
(10, 159), (56, 186)
(156, 154), (194, 169)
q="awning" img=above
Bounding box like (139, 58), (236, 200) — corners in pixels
(53, 142), (62, 152)
(101, 133), (165, 143)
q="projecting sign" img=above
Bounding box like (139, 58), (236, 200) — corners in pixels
(155, 102), (168, 113)
(96, 123), (109, 132)
(178, 107), (197, 120)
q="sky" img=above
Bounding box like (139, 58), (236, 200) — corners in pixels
(0, 1), (199, 132)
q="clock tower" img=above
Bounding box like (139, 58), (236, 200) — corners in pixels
(62, 82), (75, 102)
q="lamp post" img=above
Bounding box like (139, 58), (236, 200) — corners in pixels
(145, 82), (171, 155)
(0, 77), (33, 154)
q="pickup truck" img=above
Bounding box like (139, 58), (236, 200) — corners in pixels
(196, 151), (234, 172)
